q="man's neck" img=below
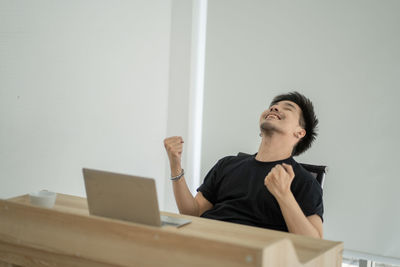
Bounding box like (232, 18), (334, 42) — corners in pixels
(255, 134), (293, 162)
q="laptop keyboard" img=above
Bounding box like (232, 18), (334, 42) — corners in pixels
(160, 215), (191, 227)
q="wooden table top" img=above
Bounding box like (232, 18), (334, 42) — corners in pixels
(6, 193), (343, 266)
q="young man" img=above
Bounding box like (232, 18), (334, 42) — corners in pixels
(164, 92), (323, 238)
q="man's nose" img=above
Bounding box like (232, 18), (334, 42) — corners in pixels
(270, 105), (279, 112)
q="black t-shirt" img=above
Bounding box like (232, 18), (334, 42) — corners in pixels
(197, 154), (324, 232)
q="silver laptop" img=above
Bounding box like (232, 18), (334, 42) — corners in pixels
(82, 168), (191, 228)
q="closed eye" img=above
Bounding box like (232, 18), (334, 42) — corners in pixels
(283, 102), (296, 112)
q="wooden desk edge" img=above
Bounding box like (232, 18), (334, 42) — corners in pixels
(3, 193), (343, 267)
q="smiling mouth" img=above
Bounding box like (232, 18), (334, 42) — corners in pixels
(265, 114), (281, 120)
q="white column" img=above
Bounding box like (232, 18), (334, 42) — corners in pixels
(187, 0), (208, 194)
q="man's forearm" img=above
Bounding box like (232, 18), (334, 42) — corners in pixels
(164, 137), (199, 216)
(171, 166), (200, 216)
(276, 193), (321, 238)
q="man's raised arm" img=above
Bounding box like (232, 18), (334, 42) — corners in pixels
(164, 136), (213, 216)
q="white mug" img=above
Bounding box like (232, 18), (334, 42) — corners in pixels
(29, 190), (57, 208)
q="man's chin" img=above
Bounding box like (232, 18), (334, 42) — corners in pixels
(260, 122), (282, 136)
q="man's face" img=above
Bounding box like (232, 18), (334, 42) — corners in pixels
(259, 100), (305, 139)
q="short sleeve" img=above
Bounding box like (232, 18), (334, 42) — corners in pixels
(196, 158), (226, 205)
(297, 179), (324, 222)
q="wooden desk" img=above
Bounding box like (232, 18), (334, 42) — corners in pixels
(0, 193), (343, 267)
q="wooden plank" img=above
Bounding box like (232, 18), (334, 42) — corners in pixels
(4, 194), (343, 266)
(165, 211), (343, 265)
(0, 241), (111, 267)
(0, 200), (266, 267)
(0, 260), (20, 267)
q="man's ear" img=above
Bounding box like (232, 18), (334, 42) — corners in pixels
(294, 128), (306, 140)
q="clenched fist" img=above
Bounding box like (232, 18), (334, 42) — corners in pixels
(164, 136), (184, 172)
(264, 163), (295, 200)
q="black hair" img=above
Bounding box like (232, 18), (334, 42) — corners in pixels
(270, 91), (318, 156)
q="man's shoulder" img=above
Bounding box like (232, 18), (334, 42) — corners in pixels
(214, 153), (253, 170)
(291, 158), (318, 183)
(290, 160), (323, 200)
(217, 153), (250, 164)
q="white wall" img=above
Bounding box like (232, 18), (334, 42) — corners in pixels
(0, 0), (172, 208)
(201, 0), (400, 259)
